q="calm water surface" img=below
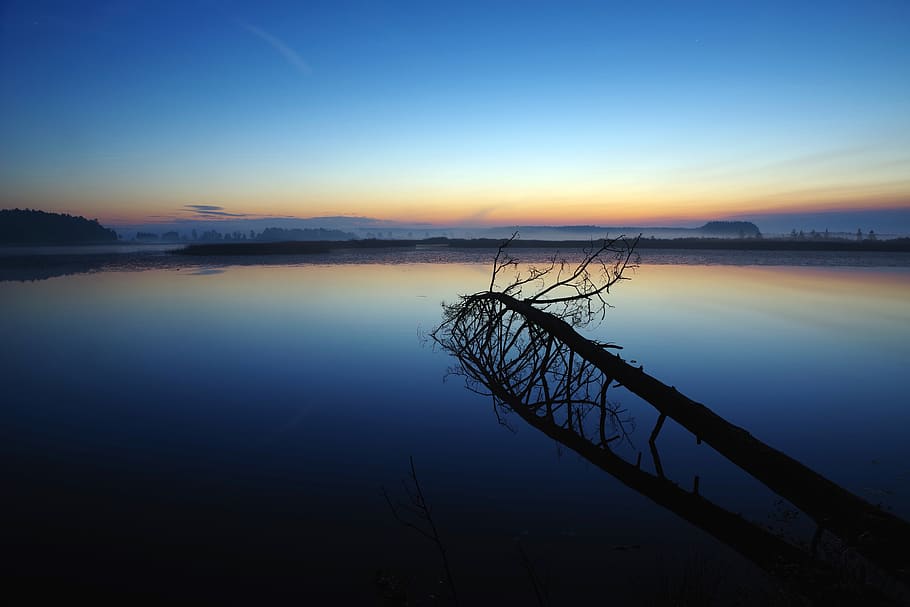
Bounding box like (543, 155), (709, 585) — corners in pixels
(3, 258), (909, 603)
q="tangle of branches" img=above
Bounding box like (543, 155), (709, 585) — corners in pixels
(432, 232), (640, 448)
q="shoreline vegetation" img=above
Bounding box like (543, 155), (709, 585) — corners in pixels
(0, 209), (117, 244)
(4, 210), (908, 252)
(3, 233), (910, 283)
(175, 236), (910, 256)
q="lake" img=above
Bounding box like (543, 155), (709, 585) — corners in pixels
(3, 249), (909, 604)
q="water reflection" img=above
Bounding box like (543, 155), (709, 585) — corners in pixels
(431, 253), (910, 602)
(2, 260), (909, 603)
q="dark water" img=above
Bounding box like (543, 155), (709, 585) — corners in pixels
(3, 256), (909, 603)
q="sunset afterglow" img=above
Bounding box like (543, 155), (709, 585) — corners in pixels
(1, 1), (908, 228)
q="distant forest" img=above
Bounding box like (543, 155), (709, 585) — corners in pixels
(0, 209), (118, 244)
(135, 226), (357, 242)
(698, 221), (761, 237)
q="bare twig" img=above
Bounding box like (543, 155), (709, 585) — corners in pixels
(383, 457), (459, 605)
(516, 540), (550, 607)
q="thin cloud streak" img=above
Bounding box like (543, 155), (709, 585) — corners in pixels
(180, 205), (306, 220)
(239, 21), (311, 75)
(184, 204), (249, 217)
(185, 204), (225, 212)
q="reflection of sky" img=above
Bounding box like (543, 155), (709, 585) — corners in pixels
(3, 262), (909, 600)
(600, 264), (909, 424)
(587, 264), (910, 519)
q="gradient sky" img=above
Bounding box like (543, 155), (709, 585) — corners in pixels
(1, 0), (908, 226)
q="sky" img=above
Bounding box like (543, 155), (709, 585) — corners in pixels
(1, 0), (909, 228)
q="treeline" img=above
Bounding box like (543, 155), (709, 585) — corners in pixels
(787, 228), (879, 241)
(176, 235), (910, 256)
(257, 227), (356, 241)
(0, 209), (117, 244)
(138, 226), (357, 242)
(698, 221), (761, 237)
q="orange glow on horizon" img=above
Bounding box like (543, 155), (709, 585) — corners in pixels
(12, 183), (909, 228)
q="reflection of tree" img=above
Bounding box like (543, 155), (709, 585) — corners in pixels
(433, 234), (910, 603)
(0, 255), (111, 282)
(382, 456), (458, 606)
(469, 361), (888, 604)
(435, 234), (638, 446)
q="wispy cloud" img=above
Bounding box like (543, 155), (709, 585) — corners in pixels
(185, 204), (224, 212)
(239, 21), (310, 75)
(184, 204), (249, 217)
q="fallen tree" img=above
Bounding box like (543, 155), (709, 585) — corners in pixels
(432, 233), (910, 596)
(461, 340), (898, 604)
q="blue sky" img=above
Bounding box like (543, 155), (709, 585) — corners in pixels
(1, 0), (908, 227)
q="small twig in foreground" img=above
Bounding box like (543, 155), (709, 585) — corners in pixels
(382, 456), (459, 606)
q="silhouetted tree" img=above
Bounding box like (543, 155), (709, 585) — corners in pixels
(0, 209), (117, 244)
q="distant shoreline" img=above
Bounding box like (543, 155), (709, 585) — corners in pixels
(175, 236), (910, 256)
(4, 241), (910, 282)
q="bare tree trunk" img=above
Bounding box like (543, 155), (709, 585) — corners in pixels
(487, 378), (898, 606)
(475, 289), (910, 585)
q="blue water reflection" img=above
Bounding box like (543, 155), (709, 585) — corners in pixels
(3, 261), (909, 602)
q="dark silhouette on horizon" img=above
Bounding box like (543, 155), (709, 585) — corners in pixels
(256, 226), (357, 242)
(699, 220), (761, 237)
(173, 234), (910, 257)
(0, 209), (117, 244)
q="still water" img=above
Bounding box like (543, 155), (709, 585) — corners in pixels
(3, 256), (909, 603)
